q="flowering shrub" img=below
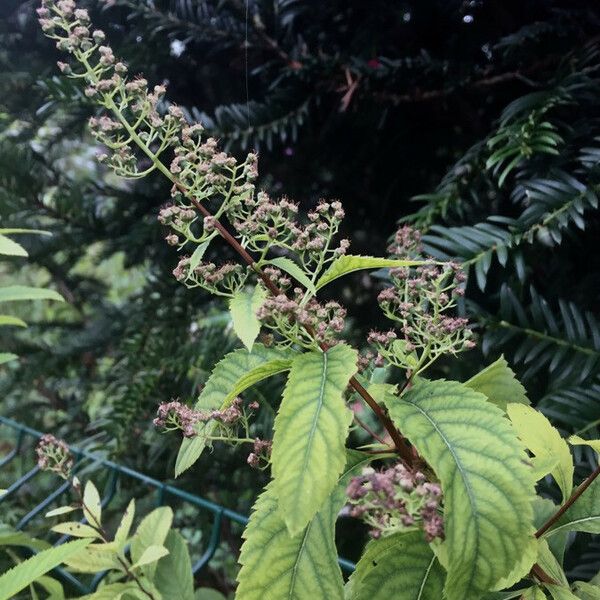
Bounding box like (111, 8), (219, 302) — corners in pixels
(12, 1), (600, 598)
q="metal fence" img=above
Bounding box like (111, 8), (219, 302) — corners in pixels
(0, 415), (354, 595)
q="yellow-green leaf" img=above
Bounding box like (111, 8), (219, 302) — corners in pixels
(546, 476), (600, 536)
(507, 404), (573, 501)
(176, 345), (293, 476)
(346, 530), (445, 600)
(229, 284), (267, 351)
(130, 506), (173, 579)
(63, 546), (120, 573)
(83, 481), (102, 528)
(315, 255), (425, 290)
(465, 356), (529, 410)
(385, 381), (536, 600)
(51, 522), (100, 539)
(155, 531), (194, 600)
(568, 435), (600, 458)
(45, 506), (77, 518)
(0, 234), (27, 257)
(263, 256), (316, 295)
(0, 315), (27, 327)
(237, 451), (371, 600)
(0, 286), (64, 303)
(272, 344), (357, 535)
(132, 545), (169, 569)
(0, 353), (18, 365)
(114, 499), (135, 550)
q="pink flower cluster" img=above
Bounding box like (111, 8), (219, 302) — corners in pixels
(36, 434), (74, 479)
(247, 438), (272, 469)
(346, 463), (444, 542)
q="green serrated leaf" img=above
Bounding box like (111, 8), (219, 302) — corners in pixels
(385, 380), (536, 600)
(237, 451), (371, 600)
(83, 481), (102, 528)
(507, 404), (573, 501)
(51, 522), (100, 539)
(315, 255), (424, 290)
(546, 476), (600, 536)
(545, 585), (579, 600)
(0, 286), (64, 303)
(264, 256), (316, 295)
(0, 538), (89, 600)
(272, 344), (357, 535)
(537, 539), (568, 586)
(465, 356), (529, 410)
(346, 530), (444, 600)
(0, 234), (27, 257)
(519, 588), (547, 600)
(229, 285), (267, 351)
(130, 506), (173, 579)
(155, 531), (194, 600)
(176, 344), (293, 476)
(79, 582), (139, 600)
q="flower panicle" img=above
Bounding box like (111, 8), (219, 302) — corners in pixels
(36, 433), (74, 479)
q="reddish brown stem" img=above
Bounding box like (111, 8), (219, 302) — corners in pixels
(175, 182), (414, 465)
(535, 463), (600, 538)
(353, 413), (389, 447)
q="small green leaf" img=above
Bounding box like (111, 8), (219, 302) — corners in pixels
(155, 531), (194, 600)
(568, 435), (600, 457)
(186, 237), (214, 276)
(0, 353), (18, 365)
(315, 255), (425, 290)
(0, 538), (89, 600)
(346, 530), (444, 600)
(83, 481), (102, 528)
(132, 545), (169, 569)
(229, 284), (267, 351)
(51, 522), (100, 539)
(0, 316), (26, 327)
(520, 588), (547, 600)
(130, 506), (173, 579)
(176, 345), (293, 476)
(507, 404), (573, 501)
(45, 506), (77, 518)
(465, 356), (529, 410)
(272, 344), (357, 535)
(385, 381), (536, 600)
(537, 539), (568, 586)
(194, 589), (226, 600)
(32, 575), (64, 600)
(0, 234), (27, 257)
(0, 286), (64, 303)
(114, 499), (135, 549)
(263, 256), (316, 295)
(79, 582), (139, 599)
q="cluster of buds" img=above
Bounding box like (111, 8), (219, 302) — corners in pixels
(172, 256), (248, 297)
(247, 438), (272, 469)
(36, 434), (74, 479)
(367, 226), (473, 374)
(257, 287), (346, 348)
(231, 194), (349, 267)
(346, 463), (444, 542)
(154, 398), (258, 440)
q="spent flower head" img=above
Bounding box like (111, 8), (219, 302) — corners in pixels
(346, 463), (444, 542)
(36, 434), (74, 479)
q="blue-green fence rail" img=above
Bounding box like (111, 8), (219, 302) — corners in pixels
(0, 415), (355, 594)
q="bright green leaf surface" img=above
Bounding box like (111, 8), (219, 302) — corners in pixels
(51, 522), (100, 539)
(237, 451), (371, 600)
(386, 380), (536, 600)
(0, 538), (89, 600)
(132, 544), (169, 569)
(229, 284), (267, 351)
(465, 356), (529, 410)
(0, 315), (27, 327)
(114, 499), (135, 550)
(315, 255), (424, 290)
(176, 344), (293, 476)
(155, 530), (194, 600)
(63, 546), (119, 573)
(83, 481), (102, 528)
(272, 344), (357, 535)
(0, 353), (18, 365)
(572, 582), (600, 599)
(346, 530), (444, 600)
(568, 435), (600, 457)
(0, 286), (64, 303)
(507, 403), (573, 501)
